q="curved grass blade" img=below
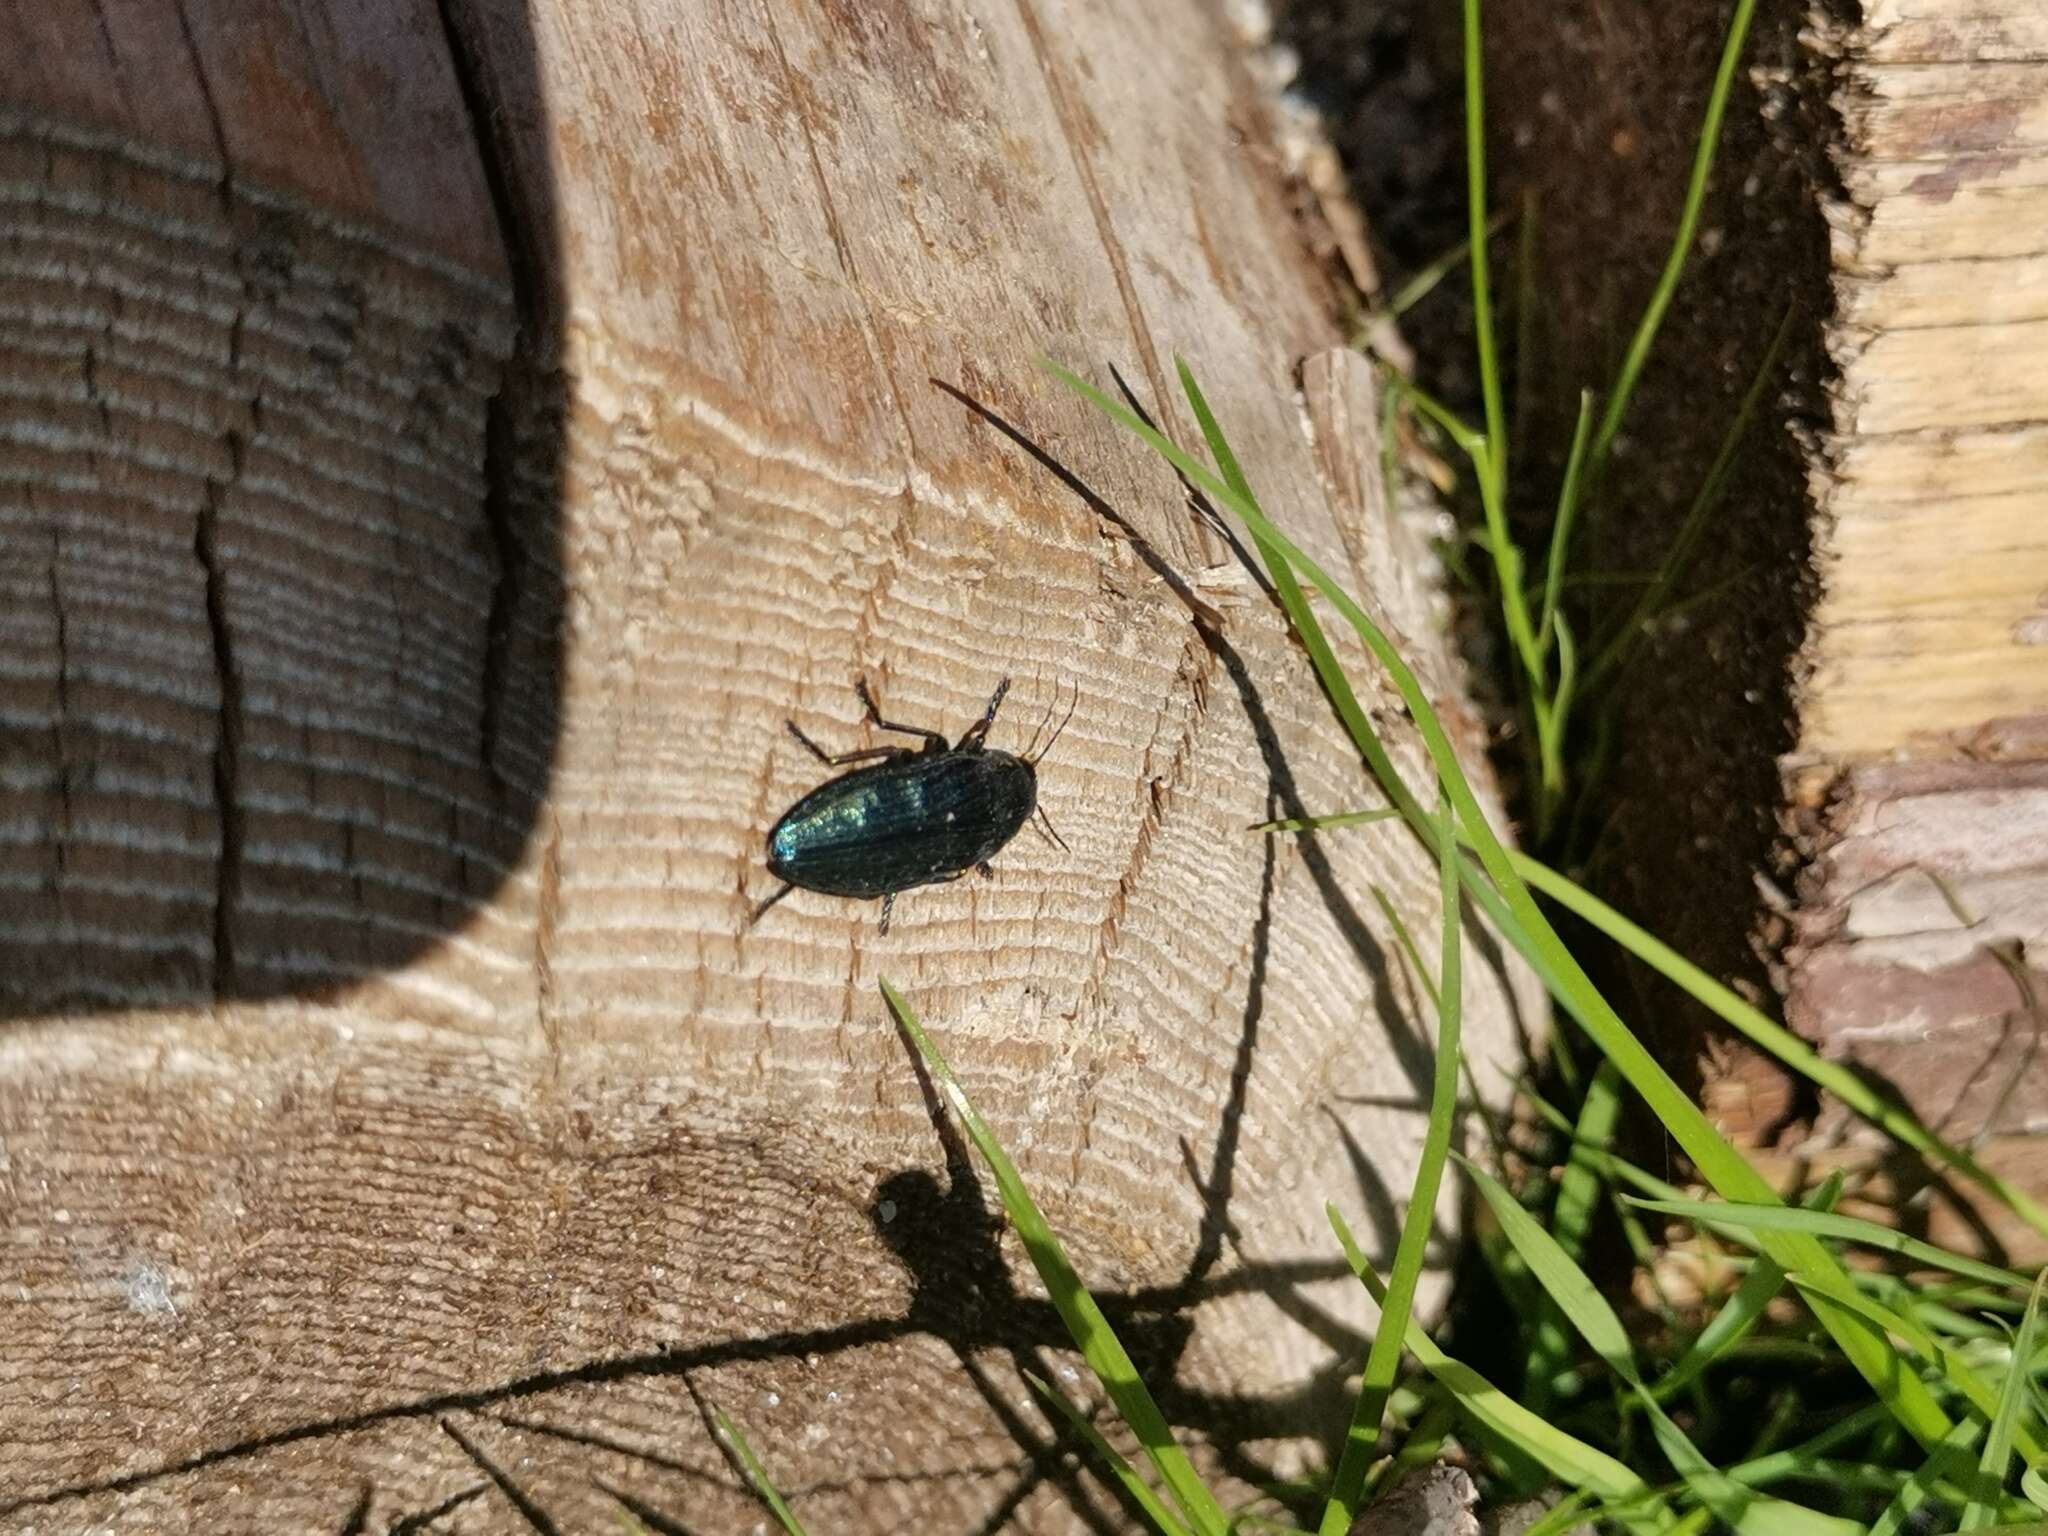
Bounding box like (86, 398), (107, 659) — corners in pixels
(1651, 1174), (1844, 1404)
(1964, 1275), (2048, 1530)
(1276, 803), (2048, 1243)
(1585, 306), (1794, 694)
(1503, 851), (2048, 1242)
(880, 978), (1229, 1536)
(1326, 1204), (1666, 1520)
(1315, 792), (1465, 1536)
(1539, 389), (1595, 651)
(1049, 356), (1956, 1449)
(1625, 1199), (2033, 1293)
(1464, 1158), (1858, 1536)
(1585, 0), (1762, 481)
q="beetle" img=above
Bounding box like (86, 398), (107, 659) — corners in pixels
(749, 677), (1071, 933)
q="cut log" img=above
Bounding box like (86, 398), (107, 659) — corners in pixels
(1764, 0), (2048, 1258)
(0, 0), (1535, 1529)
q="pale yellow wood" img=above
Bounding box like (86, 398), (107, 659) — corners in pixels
(1801, 0), (2048, 759)
(1779, 0), (2048, 1216)
(0, 0), (1533, 1528)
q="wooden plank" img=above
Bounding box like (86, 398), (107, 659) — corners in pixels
(0, 0), (1534, 1528)
(1782, 0), (2048, 1225)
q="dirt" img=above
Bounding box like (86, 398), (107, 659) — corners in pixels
(1268, 0), (1838, 1113)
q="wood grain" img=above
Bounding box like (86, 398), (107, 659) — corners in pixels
(1768, 0), (2048, 1243)
(0, 0), (1536, 1527)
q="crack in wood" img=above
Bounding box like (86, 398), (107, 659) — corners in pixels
(193, 428), (246, 999)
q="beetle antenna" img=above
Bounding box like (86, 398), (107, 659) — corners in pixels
(748, 882), (795, 927)
(1023, 683), (1059, 760)
(1027, 680), (1077, 766)
(1030, 803), (1070, 853)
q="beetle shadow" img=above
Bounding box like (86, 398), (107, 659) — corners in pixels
(2, 0), (565, 1022)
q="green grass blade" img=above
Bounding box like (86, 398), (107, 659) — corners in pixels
(1965, 1275), (2048, 1530)
(1873, 1417), (1987, 1536)
(1449, 1168), (1854, 1536)
(1316, 792), (1467, 1536)
(1026, 1372), (1194, 1536)
(1370, 885), (1442, 1016)
(712, 1409), (808, 1536)
(1585, 306), (1794, 694)
(1785, 1268), (2043, 1463)
(1307, 802), (2008, 1240)
(1517, 1491), (1595, 1536)
(1461, 0), (1507, 502)
(1048, 356), (1956, 1450)
(1388, 373), (1486, 459)
(1585, 0), (1762, 481)
(1327, 1205), (1665, 1517)
(1380, 207), (1515, 322)
(1625, 1199), (2032, 1292)
(1541, 614), (1576, 793)
(1463, 1156), (1640, 1388)
(1539, 389), (1596, 650)
(1785, 1264), (1943, 1358)
(1652, 1175), (1843, 1403)
(1505, 850), (2048, 1242)
(1171, 363), (1593, 1050)
(880, 979), (1229, 1536)
(1525, 1061), (1625, 1410)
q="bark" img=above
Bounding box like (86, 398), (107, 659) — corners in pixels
(0, 0), (1535, 1529)
(1751, 0), (2048, 1259)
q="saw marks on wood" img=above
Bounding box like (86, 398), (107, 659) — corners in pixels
(0, 117), (537, 1014)
(1803, 0), (2048, 759)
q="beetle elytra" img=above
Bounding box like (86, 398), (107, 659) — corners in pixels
(750, 677), (1071, 934)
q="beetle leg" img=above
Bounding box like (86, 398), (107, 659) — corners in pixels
(955, 676), (1012, 750)
(1031, 804), (1070, 853)
(787, 720), (906, 768)
(748, 881), (796, 927)
(878, 892), (895, 934)
(856, 679), (950, 753)
(977, 861), (994, 879)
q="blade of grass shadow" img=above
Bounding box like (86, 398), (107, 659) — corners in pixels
(880, 978), (1229, 1536)
(1051, 356), (1955, 1448)
(1315, 794), (1466, 1536)
(1026, 1372), (1194, 1536)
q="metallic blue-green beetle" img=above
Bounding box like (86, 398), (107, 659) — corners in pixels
(751, 678), (1069, 933)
